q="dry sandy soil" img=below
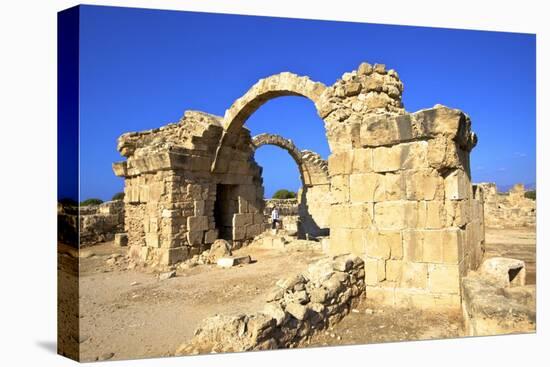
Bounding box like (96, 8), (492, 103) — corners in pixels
(76, 242), (325, 361)
(60, 226), (536, 361)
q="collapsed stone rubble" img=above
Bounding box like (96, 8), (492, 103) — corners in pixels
(176, 254), (364, 354)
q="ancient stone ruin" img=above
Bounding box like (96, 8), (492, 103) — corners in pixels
(113, 62), (485, 310)
(476, 183), (536, 228)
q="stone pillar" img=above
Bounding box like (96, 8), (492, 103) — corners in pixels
(321, 62), (479, 309)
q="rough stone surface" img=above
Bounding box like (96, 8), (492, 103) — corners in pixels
(176, 255), (365, 354)
(462, 257), (535, 336)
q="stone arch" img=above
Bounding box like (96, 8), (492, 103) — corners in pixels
(250, 133), (330, 188)
(250, 133), (331, 237)
(211, 73), (327, 173)
(223, 73), (327, 134)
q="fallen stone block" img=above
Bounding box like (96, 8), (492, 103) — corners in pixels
(479, 257), (526, 288)
(217, 255), (252, 268)
(159, 270), (176, 280)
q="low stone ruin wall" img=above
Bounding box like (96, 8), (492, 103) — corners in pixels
(80, 200), (125, 245)
(476, 183), (536, 228)
(176, 254), (364, 354)
(58, 203), (78, 247)
(264, 198), (299, 233)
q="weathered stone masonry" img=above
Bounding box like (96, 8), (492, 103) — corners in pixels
(114, 62), (484, 309)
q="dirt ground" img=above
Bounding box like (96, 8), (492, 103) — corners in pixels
(484, 227), (536, 284)
(60, 226), (536, 361)
(75, 242), (325, 361)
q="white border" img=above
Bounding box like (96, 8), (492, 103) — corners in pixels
(0, 1), (547, 366)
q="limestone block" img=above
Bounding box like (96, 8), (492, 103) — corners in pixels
(413, 106), (465, 137)
(194, 200), (206, 216)
(442, 228), (462, 264)
(246, 224), (262, 238)
(217, 255), (252, 268)
(350, 229), (366, 256)
(365, 231), (390, 260)
(353, 204), (374, 228)
(204, 229), (218, 244)
(422, 230), (444, 263)
(237, 196), (249, 213)
(385, 260), (402, 282)
(160, 247), (189, 265)
(331, 175), (349, 203)
(329, 228), (353, 255)
(373, 145), (406, 172)
(328, 151), (353, 175)
(253, 213), (265, 225)
(233, 213), (253, 227)
(445, 169), (469, 200)
(145, 233), (160, 248)
(187, 216), (209, 232)
(364, 258), (385, 286)
(381, 231), (402, 260)
(383, 173), (406, 200)
(400, 262), (428, 289)
(112, 161), (128, 177)
(401, 141), (428, 170)
(405, 169), (444, 201)
(186, 184), (203, 200)
(351, 148), (373, 173)
(374, 201), (417, 230)
(425, 200), (445, 229)
(445, 200), (470, 227)
(360, 115), (412, 147)
(187, 230), (204, 246)
(161, 209), (180, 218)
(232, 225), (246, 241)
(428, 264), (460, 294)
(479, 257), (526, 288)
(349, 173), (384, 202)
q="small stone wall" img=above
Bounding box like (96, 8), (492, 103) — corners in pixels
(80, 200), (125, 245)
(476, 183), (536, 228)
(176, 254), (364, 354)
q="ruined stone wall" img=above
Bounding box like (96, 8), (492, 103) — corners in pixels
(476, 183), (536, 228)
(321, 63), (480, 309)
(79, 200), (125, 246)
(114, 111), (265, 265)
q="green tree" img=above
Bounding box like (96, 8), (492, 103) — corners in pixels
(273, 189), (296, 199)
(80, 198), (104, 206)
(112, 192), (125, 201)
(525, 190), (536, 200)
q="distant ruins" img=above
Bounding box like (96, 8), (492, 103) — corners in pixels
(476, 183), (536, 228)
(113, 62), (485, 309)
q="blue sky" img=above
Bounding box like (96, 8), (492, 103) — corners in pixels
(75, 5), (536, 201)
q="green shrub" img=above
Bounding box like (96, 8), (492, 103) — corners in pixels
(525, 190), (536, 200)
(80, 198), (104, 206)
(273, 189), (296, 199)
(112, 192), (125, 201)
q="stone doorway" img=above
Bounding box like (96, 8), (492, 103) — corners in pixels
(214, 184), (238, 241)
